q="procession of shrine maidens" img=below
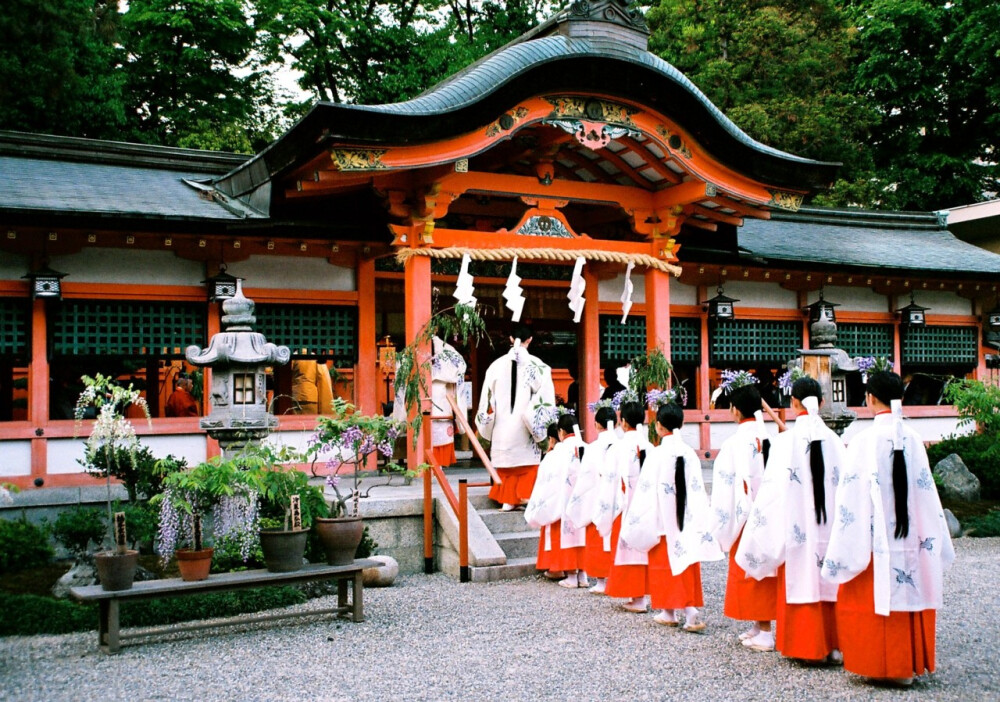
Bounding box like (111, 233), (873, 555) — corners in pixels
(1, 0), (999, 490)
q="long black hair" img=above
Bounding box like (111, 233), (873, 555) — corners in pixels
(793, 377), (826, 525)
(656, 403), (687, 531)
(868, 371), (909, 539)
(730, 384), (770, 464)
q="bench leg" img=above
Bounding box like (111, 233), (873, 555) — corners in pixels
(353, 571), (364, 622)
(337, 578), (347, 613)
(99, 600), (121, 654)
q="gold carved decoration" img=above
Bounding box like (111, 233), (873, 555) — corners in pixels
(767, 190), (804, 212)
(330, 148), (388, 171)
(654, 125), (693, 159)
(485, 106), (531, 137)
(544, 97), (639, 129)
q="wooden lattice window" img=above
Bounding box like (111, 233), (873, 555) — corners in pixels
(599, 315), (701, 364)
(52, 301), (205, 356)
(233, 373), (255, 405)
(836, 323), (894, 359)
(0, 299), (28, 358)
(254, 304), (357, 363)
(711, 320), (802, 364)
(903, 326), (978, 366)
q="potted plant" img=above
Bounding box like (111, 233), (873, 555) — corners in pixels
(307, 398), (405, 565)
(245, 444), (328, 572)
(74, 374), (149, 591)
(153, 456), (257, 581)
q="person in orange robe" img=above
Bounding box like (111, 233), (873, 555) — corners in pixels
(710, 383), (779, 651)
(526, 413), (587, 585)
(564, 402), (620, 594)
(823, 371), (955, 686)
(165, 375), (199, 417)
(603, 400), (654, 612)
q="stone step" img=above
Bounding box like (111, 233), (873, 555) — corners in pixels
(477, 507), (534, 533)
(468, 556), (538, 583)
(494, 530), (540, 560)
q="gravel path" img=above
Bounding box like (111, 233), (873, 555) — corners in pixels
(3, 538), (999, 702)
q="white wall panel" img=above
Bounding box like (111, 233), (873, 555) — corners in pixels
(229, 257), (355, 292)
(0, 441), (31, 476)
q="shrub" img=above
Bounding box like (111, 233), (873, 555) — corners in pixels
(0, 587), (307, 636)
(115, 500), (159, 549)
(81, 445), (183, 503)
(927, 433), (1000, 499)
(211, 534), (264, 573)
(52, 507), (107, 555)
(964, 510), (1000, 538)
(356, 526), (379, 559)
(944, 379), (1000, 435)
(0, 515), (54, 574)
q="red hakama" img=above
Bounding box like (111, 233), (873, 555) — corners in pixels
(604, 516), (648, 598)
(724, 531), (777, 621)
(837, 560), (936, 679)
(432, 443), (456, 468)
(489, 465), (537, 505)
(535, 520), (585, 572)
(775, 565), (839, 661)
(584, 524), (612, 578)
(647, 536), (703, 610)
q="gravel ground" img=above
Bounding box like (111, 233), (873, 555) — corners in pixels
(3, 538), (999, 702)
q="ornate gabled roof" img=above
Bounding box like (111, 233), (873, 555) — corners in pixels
(213, 4), (839, 212)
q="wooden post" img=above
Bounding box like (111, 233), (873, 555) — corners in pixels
(697, 285), (710, 412)
(205, 302), (221, 460)
(422, 432), (435, 574)
(356, 257), (377, 417)
(645, 268), (671, 357)
(404, 254), (431, 474)
(581, 266), (600, 441)
(459, 479), (469, 583)
(889, 294), (902, 374)
(29, 298), (48, 481)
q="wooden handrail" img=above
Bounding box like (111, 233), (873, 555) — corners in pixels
(445, 392), (501, 486)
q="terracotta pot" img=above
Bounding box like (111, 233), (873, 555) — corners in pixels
(314, 517), (364, 565)
(175, 547), (214, 581)
(94, 550), (139, 591)
(259, 528), (308, 572)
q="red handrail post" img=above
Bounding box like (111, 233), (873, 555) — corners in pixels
(458, 479), (469, 583)
(423, 455), (434, 574)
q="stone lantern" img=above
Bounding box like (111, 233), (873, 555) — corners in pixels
(186, 279), (290, 451)
(794, 306), (857, 435)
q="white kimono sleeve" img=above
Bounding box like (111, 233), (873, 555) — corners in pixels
(474, 369), (496, 441)
(524, 443), (570, 528)
(734, 436), (790, 580)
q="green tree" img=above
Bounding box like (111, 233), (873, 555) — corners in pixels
(255, 0), (554, 107)
(645, 0), (878, 182)
(0, 0), (125, 139)
(845, 0), (1000, 210)
(120, 0), (276, 151)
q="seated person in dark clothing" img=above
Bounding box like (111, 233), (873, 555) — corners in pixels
(600, 364), (627, 401)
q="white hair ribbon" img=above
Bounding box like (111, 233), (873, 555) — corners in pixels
(802, 396), (819, 415)
(753, 409), (768, 444)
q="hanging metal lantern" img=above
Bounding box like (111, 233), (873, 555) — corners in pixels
(803, 290), (840, 324)
(22, 263), (67, 300)
(987, 301), (1000, 330)
(202, 264), (239, 302)
(702, 285), (739, 320)
(897, 293), (930, 327)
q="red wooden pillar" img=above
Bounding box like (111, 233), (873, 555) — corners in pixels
(205, 302), (221, 460)
(580, 267), (600, 440)
(696, 284), (711, 458)
(645, 268), (671, 357)
(404, 254), (432, 472)
(889, 294), (902, 375)
(356, 257), (377, 417)
(29, 298), (48, 481)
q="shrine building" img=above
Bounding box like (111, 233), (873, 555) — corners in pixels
(2, 0), (999, 490)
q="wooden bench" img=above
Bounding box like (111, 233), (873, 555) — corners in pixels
(70, 560), (376, 654)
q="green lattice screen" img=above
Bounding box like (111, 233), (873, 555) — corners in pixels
(711, 320), (802, 364)
(0, 299), (28, 357)
(599, 315), (701, 364)
(52, 301), (205, 356)
(903, 325), (978, 366)
(254, 304), (357, 362)
(836, 323), (894, 358)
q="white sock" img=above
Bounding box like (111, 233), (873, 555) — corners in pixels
(684, 606), (700, 621)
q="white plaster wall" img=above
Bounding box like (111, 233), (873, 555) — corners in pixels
(0, 441), (31, 476)
(719, 280), (797, 309)
(805, 286), (888, 314)
(49, 249), (203, 286)
(597, 275), (697, 305)
(678, 423), (700, 448)
(228, 256), (355, 292)
(912, 290), (973, 316)
(46, 439), (87, 474)
(0, 253), (29, 283)
(710, 422), (740, 447)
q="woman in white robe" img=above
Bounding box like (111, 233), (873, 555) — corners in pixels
(621, 402), (723, 629)
(525, 412), (588, 587)
(735, 376), (845, 663)
(822, 371), (954, 685)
